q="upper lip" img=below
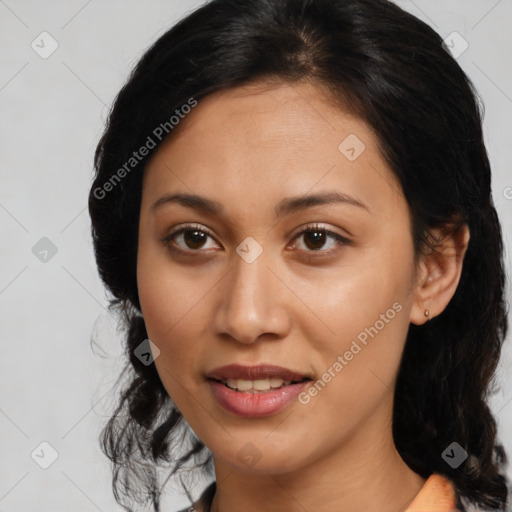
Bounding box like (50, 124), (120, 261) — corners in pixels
(206, 364), (312, 382)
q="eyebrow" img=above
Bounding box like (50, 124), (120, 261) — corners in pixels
(151, 191), (370, 218)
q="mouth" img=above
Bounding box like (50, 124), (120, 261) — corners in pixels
(206, 363), (313, 393)
(206, 364), (313, 417)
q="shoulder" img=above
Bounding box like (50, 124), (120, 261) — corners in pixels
(174, 481), (216, 512)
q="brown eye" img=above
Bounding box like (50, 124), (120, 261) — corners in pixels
(161, 222), (349, 257)
(162, 224), (218, 253)
(182, 229), (208, 249)
(303, 230), (327, 250)
(292, 223), (350, 254)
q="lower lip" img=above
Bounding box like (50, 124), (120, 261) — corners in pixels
(208, 379), (310, 418)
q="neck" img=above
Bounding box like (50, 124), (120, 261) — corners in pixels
(209, 395), (427, 512)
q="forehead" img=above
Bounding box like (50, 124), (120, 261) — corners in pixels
(141, 80), (403, 219)
(158, 79), (371, 153)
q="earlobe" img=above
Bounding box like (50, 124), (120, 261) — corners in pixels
(410, 224), (470, 326)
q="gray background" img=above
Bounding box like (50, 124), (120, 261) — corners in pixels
(1, 0), (511, 510)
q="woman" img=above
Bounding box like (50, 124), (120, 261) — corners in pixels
(88, 0), (510, 511)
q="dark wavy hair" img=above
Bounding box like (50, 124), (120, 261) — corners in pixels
(88, 0), (510, 510)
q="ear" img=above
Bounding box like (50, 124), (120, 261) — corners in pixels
(410, 223), (470, 325)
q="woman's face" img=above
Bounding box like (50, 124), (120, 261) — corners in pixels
(137, 80), (423, 474)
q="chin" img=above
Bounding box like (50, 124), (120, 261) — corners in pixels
(208, 435), (312, 475)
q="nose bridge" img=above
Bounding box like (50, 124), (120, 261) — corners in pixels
(213, 241), (289, 343)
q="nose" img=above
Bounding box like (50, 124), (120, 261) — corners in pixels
(212, 246), (291, 344)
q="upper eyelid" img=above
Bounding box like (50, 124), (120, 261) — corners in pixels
(166, 223), (215, 239)
(290, 223), (347, 239)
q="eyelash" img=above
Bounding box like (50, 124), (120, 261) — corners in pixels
(161, 222), (350, 257)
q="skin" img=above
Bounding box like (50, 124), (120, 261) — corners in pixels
(136, 78), (469, 512)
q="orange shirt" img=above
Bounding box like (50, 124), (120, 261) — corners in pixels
(405, 473), (458, 512)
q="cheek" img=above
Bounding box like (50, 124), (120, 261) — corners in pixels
(298, 239), (414, 402)
(300, 238), (413, 344)
(293, 298), (410, 444)
(136, 245), (206, 383)
(137, 237), (207, 338)
(137, 266), (206, 412)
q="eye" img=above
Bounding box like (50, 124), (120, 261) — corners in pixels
(161, 222), (350, 256)
(161, 223), (219, 253)
(289, 223), (350, 255)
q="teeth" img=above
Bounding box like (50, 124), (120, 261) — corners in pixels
(224, 378), (293, 391)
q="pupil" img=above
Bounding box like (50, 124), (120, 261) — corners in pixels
(184, 230), (206, 249)
(305, 231), (325, 250)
